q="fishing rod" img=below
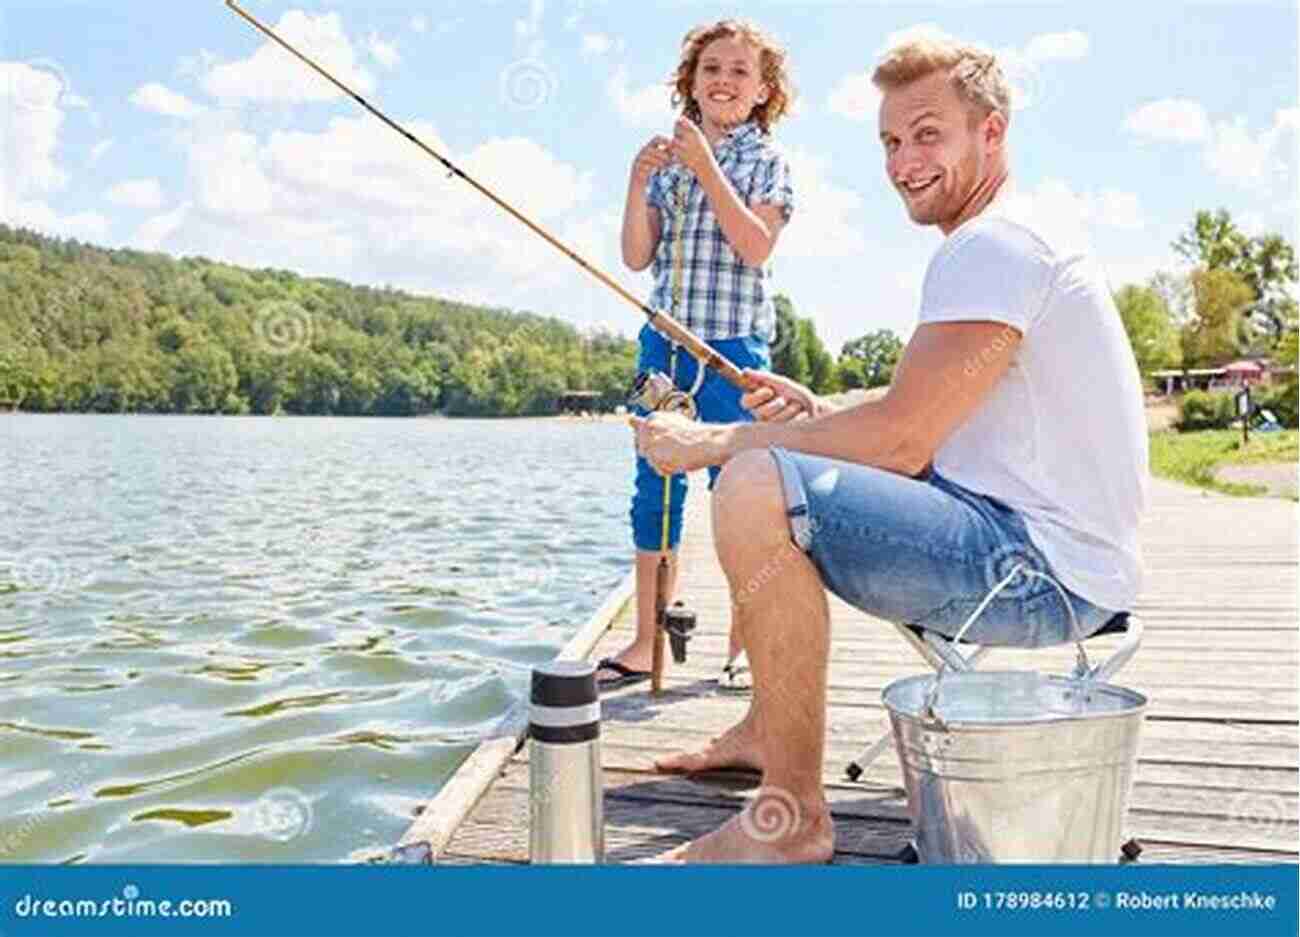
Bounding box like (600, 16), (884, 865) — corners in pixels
(223, 0), (759, 394)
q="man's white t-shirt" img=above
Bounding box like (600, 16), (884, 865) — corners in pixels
(919, 204), (1149, 612)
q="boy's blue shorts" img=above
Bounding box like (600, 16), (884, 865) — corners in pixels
(630, 323), (770, 551)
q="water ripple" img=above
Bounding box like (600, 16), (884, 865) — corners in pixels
(0, 415), (632, 861)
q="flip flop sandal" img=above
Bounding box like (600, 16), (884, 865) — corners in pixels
(596, 657), (651, 690)
(717, 650), (752, 691)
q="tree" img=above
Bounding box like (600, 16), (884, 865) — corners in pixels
(1173, 210), (1298, 347)
(799, 319), (836, 394)
(838, 328), (904, 388)
(1113, 285), (1181, 374)
(1181, 268), (1252, 368)
(770, 295), (810, 385)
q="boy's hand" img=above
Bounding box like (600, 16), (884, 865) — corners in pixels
(740, 369), (822, 422)
(631, 136), (673, 188)
(671, 117), (714, 178)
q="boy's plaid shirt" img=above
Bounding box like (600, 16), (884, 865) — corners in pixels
(645, 121), (794, 343)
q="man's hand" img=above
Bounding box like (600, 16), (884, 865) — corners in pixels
(629, 411), (730, 476)
(671, 117), (715, 178)
(740, 369), (823, 422)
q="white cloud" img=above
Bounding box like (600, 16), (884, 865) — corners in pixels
(367, 33), (401, 70)
(177, 49), (220, 81)
(778, 146), (867, 259)
(4, 200), (109, 242)
(141, 108), (603, 312)
(1023, 31), (1089, 62)
(835, 26), (1089, 122)
(1002, 178), (1146, 255)
(1203, 112), (1295, 192)
(582, 33), (621, 57)
(106, 178), (165, 210)
(0, 61), (69, 197)
(203, 11), (375, 104)
(879, 23), (954, 53)
(129, 82), (205, 120)
(1123, 98), (1209, 143)
(826, 72), (879, 123)
(189, 127), (274, 217)
(0, 63), (108, 240)
(1125, 100), (1295, 194)
(132, 201), (191, 252)
(1092, 189), (1144, 230)
(88, 139), (113, 166)
(410, 15), (428, 34)
(606, 66), (673, 130)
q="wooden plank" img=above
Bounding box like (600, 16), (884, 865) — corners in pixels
(394, 571), (635, 862)
(436, 471), (1299, 865)
(452, 764), (1299, 858)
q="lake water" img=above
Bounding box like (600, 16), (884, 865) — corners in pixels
(0, 414), (633, 863)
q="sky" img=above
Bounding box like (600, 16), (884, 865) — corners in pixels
(1, 0), (1297, 352)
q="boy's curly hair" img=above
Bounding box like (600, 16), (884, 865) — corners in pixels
(669, 19), (795, 133)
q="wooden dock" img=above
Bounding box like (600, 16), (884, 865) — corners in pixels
(403, 474), (1299, 864)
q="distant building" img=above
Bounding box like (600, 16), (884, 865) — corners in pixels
(556, 390), (601, 414)
(1150, 360), (1290, 395)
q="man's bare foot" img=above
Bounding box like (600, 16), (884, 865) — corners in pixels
(652, 793), (834, 864)
(655, 717), (763, 774)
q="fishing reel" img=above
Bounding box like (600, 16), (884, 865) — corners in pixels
(628, 369), (698, 420)
(663, 601), (696, 664)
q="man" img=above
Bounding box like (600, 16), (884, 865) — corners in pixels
(629, 35), (1149, 864)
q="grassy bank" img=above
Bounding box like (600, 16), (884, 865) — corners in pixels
(1149, 429), (1298, 496)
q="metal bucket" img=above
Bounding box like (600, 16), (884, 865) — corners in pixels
(883, 669), (1147, 863)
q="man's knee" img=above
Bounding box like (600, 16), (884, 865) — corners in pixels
(714, 448), (787, 536)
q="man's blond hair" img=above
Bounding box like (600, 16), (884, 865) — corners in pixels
(871, 38), (1011, 124)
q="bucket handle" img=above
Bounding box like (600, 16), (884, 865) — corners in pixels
(922, 563), (1090, 722)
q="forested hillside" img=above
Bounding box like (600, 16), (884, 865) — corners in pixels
(0, 225), (639, 416)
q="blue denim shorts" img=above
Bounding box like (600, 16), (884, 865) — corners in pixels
(767, 447), (1118, 649)
(630, 324), (770, 551)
